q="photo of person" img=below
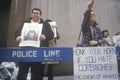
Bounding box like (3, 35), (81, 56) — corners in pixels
(24, 29), (38, 41)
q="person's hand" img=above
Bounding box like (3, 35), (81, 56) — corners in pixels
(88, 0), (94, 9)
(89, 40), (98, 46)
(39, 34), (46, 41)
(16, 36), (22, 42)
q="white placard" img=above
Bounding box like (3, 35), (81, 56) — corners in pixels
(113, 35), (120, 47)
(74, 47), (119, 80)
(19, 23), (43, 47)
(49, 21), (57, 38)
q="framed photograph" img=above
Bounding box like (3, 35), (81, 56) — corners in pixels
(19, 23), (43, 47)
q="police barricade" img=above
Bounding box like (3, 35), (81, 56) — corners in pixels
(0, 47), (120, 80)
(0, 47), (73, 62)
(0, 47), (73, 77)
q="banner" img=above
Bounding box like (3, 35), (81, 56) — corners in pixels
(73, 47), (119, 80)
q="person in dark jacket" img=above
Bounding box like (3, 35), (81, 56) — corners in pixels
(81, 0), (103, 47)
(15, 8), (54, 80)
(45, 19), (60, 80)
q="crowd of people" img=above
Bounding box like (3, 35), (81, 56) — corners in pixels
(15, 0), (120, 80)
(0, 0), (120, 80)
(79, 0), (120, 47)
(78, 0), (120, 80)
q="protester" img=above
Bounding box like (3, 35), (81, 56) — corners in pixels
(80, 0), (103, 47)
(15, 8), (54, 80)
(45, 19), (60, 80)
(102, 30), (114, 46)
(115, 32), (120, 79)
(46, 19), (60, 47)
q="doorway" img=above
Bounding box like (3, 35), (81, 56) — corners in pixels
(0, 0), (11, 47)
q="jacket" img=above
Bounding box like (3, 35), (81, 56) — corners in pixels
(81, 9), (103, 46)
(15, 18), (54, 47)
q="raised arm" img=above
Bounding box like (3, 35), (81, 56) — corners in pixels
(88, 0), (94, 9)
